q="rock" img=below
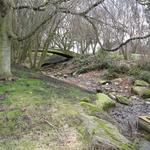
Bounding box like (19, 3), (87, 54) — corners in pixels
(96, 93), (116, 110)
(63, 74), (68, 78)
(143, 89), (150, 98)
(79, 114), (133, 150)
(138, 116), (150, 133)
(116, 95), (131, 105)
(134, 80), (149, 87)
(132, 86), (150, 98)
(98, 79), (111, 85)
(131, 86), (147, 97)
(108, 93), (117, 100)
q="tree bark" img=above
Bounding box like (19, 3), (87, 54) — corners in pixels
(0, 1), (12, 78)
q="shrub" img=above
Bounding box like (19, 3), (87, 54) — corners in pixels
(138, 71), (150, 83)
(108, 65), (129, 74)
(138, 62), (150, 71)
(128, 66), (142, 77)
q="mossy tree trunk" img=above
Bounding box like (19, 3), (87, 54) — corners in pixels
(0, 1), (13, 78)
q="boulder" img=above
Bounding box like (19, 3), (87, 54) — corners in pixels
(143, 89), (150, 99)
(96, 93), (116, 110)
(134, 80), (149, 87)
(116, 95), (131, 105)
(79, 114), (133, 150)
(131, 86), (147, 96)
(132, 86), (150, 98)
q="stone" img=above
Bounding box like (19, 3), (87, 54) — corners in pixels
(138, 116), (150, 133)
(131, 86), (147, 97)
(96, 93), (116, 110)
(116, 95), (131, 105)
(63, 74), (68, 78)
(134, 80), (149, 87)
(143, 89), (150, 98)
(79, 114), (133, 150)
(98, 79), (111, 85)
(132, 86), (150, 98)
(108, 93), (116, 100)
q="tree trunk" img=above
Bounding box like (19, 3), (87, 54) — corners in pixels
(0, 1), (12, 78)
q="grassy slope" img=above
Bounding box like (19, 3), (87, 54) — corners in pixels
(0, 70), (93, 150)
(0, 70), (136, 150)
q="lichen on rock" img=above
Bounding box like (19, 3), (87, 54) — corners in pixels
(78, 114), (134, 150)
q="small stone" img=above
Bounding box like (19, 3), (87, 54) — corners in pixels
(108, 93), (116, 100)
(98, 79), (111, 85)
(63, 74), (68, 78)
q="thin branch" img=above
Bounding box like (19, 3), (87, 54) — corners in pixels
(76, 14), (150, 52)
(17, 11), (57, 41)
(136, 0), (150, 5)
(13, 0), (51, 11)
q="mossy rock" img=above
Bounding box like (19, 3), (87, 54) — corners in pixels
(96, 93), (116, 110)
(143, 89), (150, 99)
(132, 86), (150, 98)
(131, 86), (147, 96)
(80, 101), (99, 112)
(116, 95), (131, 105)
(79, 114), (134, 150)
(134, 80), (149, 87)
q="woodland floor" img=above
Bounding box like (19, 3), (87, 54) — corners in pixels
(41, 56), (150, 140)
(0, 55), (150, 150)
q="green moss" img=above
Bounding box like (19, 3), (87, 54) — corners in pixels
(0, 108), (24, 136)
(131, 86), (147, 96)
(0, 140), (36, 150)
(132, 86), (150, 98)
(80, 101), (99, 112)
(134, 80), (149, 87)
(80, 97), (91, 103)
(143, 89), (150, 98)
(77, 115), (134, 150)
(96, 93), (116, 110)
(116, 95), (131, 105)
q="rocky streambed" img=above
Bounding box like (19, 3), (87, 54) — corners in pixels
(41, 69), (150, 149)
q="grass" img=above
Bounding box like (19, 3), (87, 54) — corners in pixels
(0, 71), (92, 150)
